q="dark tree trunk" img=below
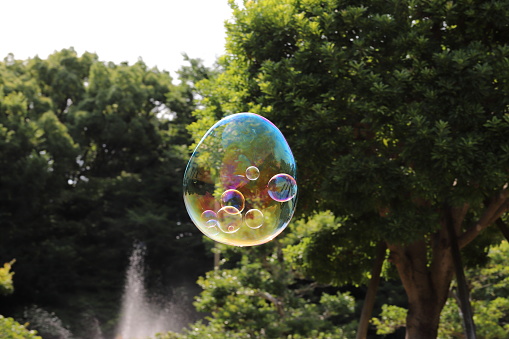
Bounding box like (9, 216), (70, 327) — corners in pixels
(385, 190), (508, 338)
(405, 298), (445, 339)
(388, 226), (454, 339)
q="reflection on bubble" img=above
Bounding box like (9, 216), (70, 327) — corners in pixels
(205, 219), (220, 236)
(246, 166), (260, 180)
(268, 174), (297, 202)
(183, 113), (297, 246)
(201, 210), (217, 223)
(223, 174), (250, 189)
(221, 189), (245, 212)
(245, 209), (264, 229)
(217, 206), (242, 233)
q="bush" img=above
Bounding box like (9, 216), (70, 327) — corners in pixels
(0, 261), (15, 295)
(0, 315), (41, 339)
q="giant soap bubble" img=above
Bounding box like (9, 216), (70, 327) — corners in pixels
(183, 113), (297, 246)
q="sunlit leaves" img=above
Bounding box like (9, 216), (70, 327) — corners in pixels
(0, 315), (42, 339)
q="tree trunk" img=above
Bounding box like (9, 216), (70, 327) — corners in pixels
(405, 298), (445, 339)
(388, 227), (455, 339)
(356, 242), (387, 339)
(395, 249), (453, 339)
(386, 192), (508, 338)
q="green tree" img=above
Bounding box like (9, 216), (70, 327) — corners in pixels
(159, 212), (358, 339)
(0, 261), (15, 296)
(0, 263), (42, 339)
(190, 0), (509, 337)
(0, 49), (213, 337)
(0, 315), (41, 339)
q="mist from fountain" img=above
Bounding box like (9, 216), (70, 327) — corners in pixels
(115, 243), (188, 339)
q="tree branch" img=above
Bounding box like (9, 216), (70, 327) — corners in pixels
(388, 241), (430, 300)
(458, 187), (509, 249)
(356, 242), (387, 339)
(254, 291), (285, 317)
(451, 203), (470, 234)
(430, 217), (455, 299)
(293, 282), (327, 297)
(446, 208), (477, 338)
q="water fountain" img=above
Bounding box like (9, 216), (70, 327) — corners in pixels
(115, 243), (188, 339)
(23, 305), (74, 339)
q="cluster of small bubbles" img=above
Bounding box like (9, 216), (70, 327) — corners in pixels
(213, 172), (268, 232)
(183, 113), (298, 246)
(201, 210), (220, 235)
(217, 206), (242, 233)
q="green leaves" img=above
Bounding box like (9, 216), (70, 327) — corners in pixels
(0, 50), (214, 337)
(285, 213), (381, 285)
(371, 304), (407, 335)
(0, 315), (41, 339)
(174, 217), (358, 339)
(0, 261), (15, 296)
(191, 2), (509, 333)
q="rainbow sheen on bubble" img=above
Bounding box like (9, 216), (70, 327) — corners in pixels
(268, 174), (297, 202)
(246, 166), (260, 180)
(245, 209), (264, 229)
(183, 112), (297, 246)
(221, 189), (245, 212)
(217, 206), (243, 233)
(201, 210), (217, 222)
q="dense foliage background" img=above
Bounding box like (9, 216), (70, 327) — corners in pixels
(182, 0), (509, 337)
(0, 49), (215, 338)
(1, 0), (509, 338)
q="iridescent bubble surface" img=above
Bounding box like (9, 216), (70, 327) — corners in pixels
(221, 189), (245, 212)
(201, 210), (217, 223)
(245, 209), (264, 229)
(183, 112), (297, 246)
(268, 174), (297, 202)
(246, 166), (260, 180)
(217, 206), (243, 233)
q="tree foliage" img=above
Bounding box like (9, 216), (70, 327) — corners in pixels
(0, 49), (213, 337)
(159, 212), (358, 339)
(0, 315), (41, 339)
(0, 261), (15, 296)
(191, 0), (509, 336)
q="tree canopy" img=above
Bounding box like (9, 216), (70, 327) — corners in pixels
(190, 0), (509, 337)
(0, 49), (213, 338)
(2, 0), (509, 336)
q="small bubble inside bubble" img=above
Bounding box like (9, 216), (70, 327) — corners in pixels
(201, 210), (217, 222)
(205, 219), (217, 227)
(246, 166), (260, 180)
(217, 206), (242, 233)
(221, 189), (245, 212)
(205, 220), (220, 235)
(268, 173), (297, 202)
(245, 209), (264, 229)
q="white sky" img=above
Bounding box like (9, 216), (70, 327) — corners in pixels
(0, 0), (236, 78)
